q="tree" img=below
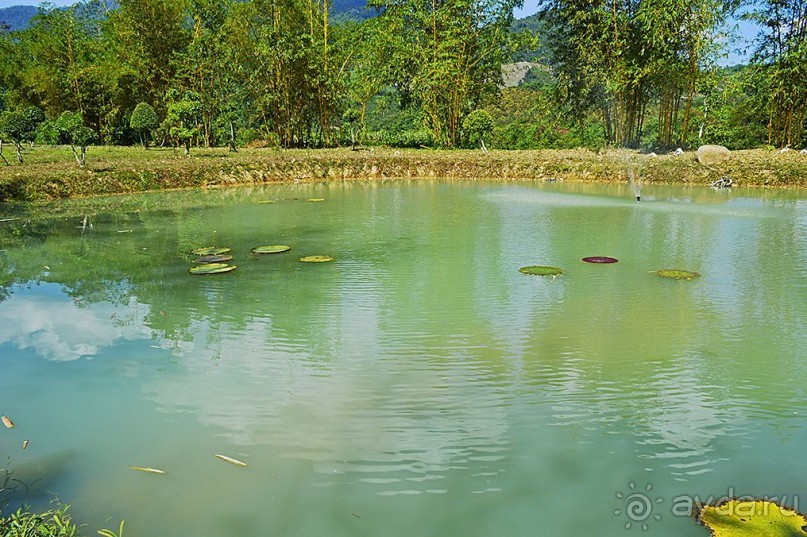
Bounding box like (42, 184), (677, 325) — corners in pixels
(56, 110), (96, 167)
(367, 0), (521, 148)
(541, 0), (729, 147)
(163, 90), (202, 155)
(223, 0), (340, 147)
(0, 105), (44, 163)
(462, 109), (493, 150)
(130, 102), (159, 148)
(748, 0), (807, 147)
(109, 0), (191, 115)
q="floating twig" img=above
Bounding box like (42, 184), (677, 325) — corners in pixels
(214, 454), (248, 467)
(127, 466), (165, 474)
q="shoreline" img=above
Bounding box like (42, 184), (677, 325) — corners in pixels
(1, 146), (806, 202)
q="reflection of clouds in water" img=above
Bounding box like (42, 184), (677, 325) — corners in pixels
(796, 199), (807, 267)
(485, 187), (778, 218)
(0, 284), (152, 361)
(145, 316), (510, 488)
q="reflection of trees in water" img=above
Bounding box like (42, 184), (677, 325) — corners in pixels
(1, 184), (806, 458)
(482, 185), (807, 461)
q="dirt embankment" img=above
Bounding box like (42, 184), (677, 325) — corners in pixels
(1, 147), (805, 202)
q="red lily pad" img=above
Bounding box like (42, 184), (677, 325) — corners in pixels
(582, 256), (619, 264)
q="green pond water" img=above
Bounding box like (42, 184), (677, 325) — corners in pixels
(1, 180), (806, 536)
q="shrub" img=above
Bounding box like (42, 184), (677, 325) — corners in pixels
(129, 103), (159, 149)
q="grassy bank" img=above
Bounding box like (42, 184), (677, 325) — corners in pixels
(1, 146), (806, 202)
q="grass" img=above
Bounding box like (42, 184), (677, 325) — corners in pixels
(1, 145), (806, 202)
(0, 504), (80, 537)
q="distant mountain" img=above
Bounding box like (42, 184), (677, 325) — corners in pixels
(510, 13), (547, 63)
(331, 0), (375, 21)
(0, 5), (37, 31)
(1, 2), (536, 33)
(0, 1), (370, 30)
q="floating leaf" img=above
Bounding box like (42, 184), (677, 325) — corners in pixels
(656, 269), (700, 280)
(300, 255), (334, 263)
(189, 263), (237, 275)
(215, 454), (248, 467)
(251, 245), (291, 254)
(693, 499), (807, 536)
(193, 254), (233, 263)
(190, 247), (231, 256)
(582, 256), (618, 264)
(128, 466), (165, 474)
(2, 415), (13, 428)
(519, 265), (563, 276)
(307, 198), (325, 202)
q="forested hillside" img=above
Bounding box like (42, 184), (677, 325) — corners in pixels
(0, 5), (37, 31)
(0, 0), (804, 154)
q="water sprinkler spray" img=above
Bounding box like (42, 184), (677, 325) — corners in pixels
(629, 165), (642, 202)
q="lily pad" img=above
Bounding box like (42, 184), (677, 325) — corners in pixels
(519, 265), (563, 276)
(300, 255), (334, 263)
(582, 256), (619, 264)
(656, 269), (700, 280)
(251, 245), (291, 254)
(189, 263), (237, 275)
(694, 499), (807, 536)
(193, 254), (233, 263)
(190, 246), (231, 256)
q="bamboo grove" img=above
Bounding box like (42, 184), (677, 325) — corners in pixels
(0, 0), (805, 151)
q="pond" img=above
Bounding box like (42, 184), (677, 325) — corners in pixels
(1, 180), (806, 536)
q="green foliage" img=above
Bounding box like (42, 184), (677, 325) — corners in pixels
(747, 0), (807, 147)
(97, 520), (125, 537)
(0, 504), (80, 537)
(462, 110), (494, 148)
(0, 106), (43, 143)
(542, 0), (729, 147)
(108, 0), (191, 113)
(163, 91), (202, 155)
(223, 0), (342, 148)
(367, 0), (521, 147)
(130, 103), (159, 148)
(0, 106), (45, 162)
(0, 0), (803, 153)
(55, 111), (97, 167)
